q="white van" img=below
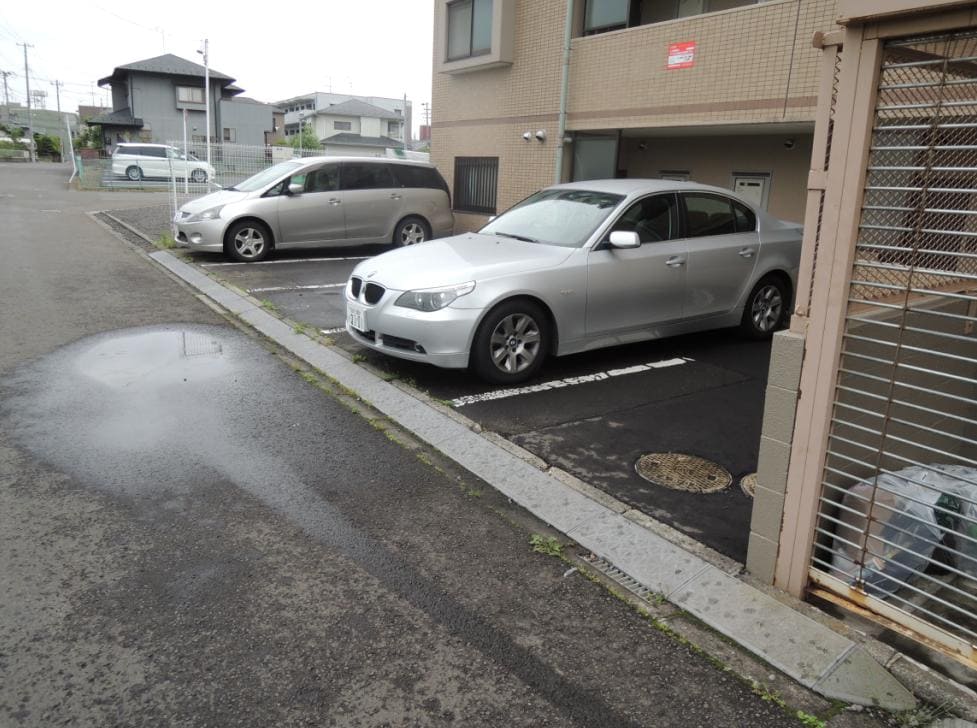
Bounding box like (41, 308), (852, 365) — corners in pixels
(111, 143), (215, 183)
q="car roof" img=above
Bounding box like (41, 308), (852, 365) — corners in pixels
(291, 155), (434, 168)
(549, 178), (742, 198)
(117, 142), (171, 147)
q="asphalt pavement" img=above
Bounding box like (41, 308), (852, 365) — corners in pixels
(0, 164), (885, 726)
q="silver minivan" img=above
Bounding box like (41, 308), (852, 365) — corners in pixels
(173, 156), (455, 262)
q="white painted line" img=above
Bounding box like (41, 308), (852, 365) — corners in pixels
(248, 283), (346, 293)
(451, 357), (691, 408)
(202, 256), (370, 268)
(321, 327), (346, 335)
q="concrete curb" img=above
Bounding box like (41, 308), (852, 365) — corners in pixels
(148, 248), (918, 712)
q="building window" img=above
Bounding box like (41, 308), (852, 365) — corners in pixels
(453, 157), (498, 214)
(176, 86), (205, 104)
(583, 0), (759, 35)
(447, 0), (493, 61)
(388, 122), (400, 135)
(334, 121), (352, 131)
(223, 128), (236, 142)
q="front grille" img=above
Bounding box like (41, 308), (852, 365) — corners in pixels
(349, 276), (362, 298)
(363, 282), (385, 305)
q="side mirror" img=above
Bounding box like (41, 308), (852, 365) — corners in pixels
(288, 182), (304, 195)
(609, 230), (641, 249)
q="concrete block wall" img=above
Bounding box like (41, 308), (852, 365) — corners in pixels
(748, 329), (806, 582)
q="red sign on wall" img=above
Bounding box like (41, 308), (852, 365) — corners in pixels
(667, 41), (696, 70)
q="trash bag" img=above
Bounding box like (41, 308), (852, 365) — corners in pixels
(831, 465), (977, 596)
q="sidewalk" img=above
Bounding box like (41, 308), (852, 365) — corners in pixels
(104, 212), (977, 721)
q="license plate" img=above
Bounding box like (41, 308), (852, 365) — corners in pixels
(347, 303), (367, 332)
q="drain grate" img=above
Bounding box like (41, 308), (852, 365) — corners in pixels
(586, 555), (657, 603)
(635, 453), (732, 493)
(740, 473), (758, 498)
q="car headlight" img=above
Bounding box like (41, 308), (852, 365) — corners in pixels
(186, 205), (224, 222)
(395, 281), (475, 312)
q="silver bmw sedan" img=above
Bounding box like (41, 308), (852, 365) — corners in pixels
(345, 179), (802, 384)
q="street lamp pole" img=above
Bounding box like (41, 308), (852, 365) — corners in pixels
(197, 39), (210, 172)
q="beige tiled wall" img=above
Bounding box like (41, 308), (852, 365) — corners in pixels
(432, 0), (839, 231)
(621, 133), (814, 221)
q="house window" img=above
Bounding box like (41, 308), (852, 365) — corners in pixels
(223, 128), (236, 142)
(583, 0), (759, 35)
(176, 86), (205, 104)
(334, 121), (352, 131)
(453, 156), (498, 214)
(388, 122), (400, 135)
(447, 0), (493, 61)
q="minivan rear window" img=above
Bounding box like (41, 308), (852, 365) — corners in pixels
(390, 164), (448, 193)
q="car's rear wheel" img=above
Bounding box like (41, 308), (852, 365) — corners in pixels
(190, 168), (208, 183)
(741, 275), (789, 339)
(126, 165), (142, 181)
(226, 220), (272, 263)
(394, 216), (430, 247)
(471, 299), (550, 384)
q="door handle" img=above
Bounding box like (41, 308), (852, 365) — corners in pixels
(665, 256), (686, 268)
(389, 193), (402, 200)
(328, 198), (342, 206)
(738, 248), (756, 258)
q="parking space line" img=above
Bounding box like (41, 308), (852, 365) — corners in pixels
(451, 357), (693, 408)
(321, 327), (346, 335)
(202, 256), (371, 268)
(248, 283), (347, 293)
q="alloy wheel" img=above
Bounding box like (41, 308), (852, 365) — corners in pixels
(400, 222), (426, 245)
(233, 227), (265, 259)
(489, 313), (541, 374)
(751, 284), (783, 333)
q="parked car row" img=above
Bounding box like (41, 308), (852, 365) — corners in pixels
(175, 161), (803, 384)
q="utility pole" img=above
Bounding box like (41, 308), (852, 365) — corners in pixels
(0, 71), (12, 121)
(52, 80), (63, 114)
(18, 42), (35, 163)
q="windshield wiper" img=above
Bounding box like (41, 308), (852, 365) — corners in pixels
(492, 231), (538, 243)
(223, 185), (237, 191)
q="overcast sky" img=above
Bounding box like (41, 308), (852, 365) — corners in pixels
(0, 1), (435, 133)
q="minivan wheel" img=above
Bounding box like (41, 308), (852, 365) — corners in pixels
(226, 220), (272, 263)
(740, 275), (788, 339)
(190, 168), (208, 183)
(471, 300), (549, 384)
(126, 165), (143, 181)
(394, 217), (430, 246)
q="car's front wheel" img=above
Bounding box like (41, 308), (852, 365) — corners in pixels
(225, 220), (272, 263)
(190, 168), (208, 183)
(741, 275), (789, 338)
(471, 299), (550, 384)
(393, 216), (430, 247)
(126, 165), (142, 181)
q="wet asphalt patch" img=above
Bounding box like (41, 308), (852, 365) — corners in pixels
(0, 324), (657, 727)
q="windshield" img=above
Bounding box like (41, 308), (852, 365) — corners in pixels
(235, 160), (305, 193)
(479, 189), (624, 248)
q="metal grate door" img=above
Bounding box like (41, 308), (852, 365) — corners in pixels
(809, 30), (977, 667)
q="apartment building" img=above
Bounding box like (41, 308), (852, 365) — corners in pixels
(432, 0), (836, 231)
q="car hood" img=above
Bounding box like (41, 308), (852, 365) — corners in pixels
(179, 189), (249, 213)
(354, 233), (576, 291)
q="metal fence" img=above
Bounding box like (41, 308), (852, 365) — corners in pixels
(809, 29), (977, 667)
(75, 140), (431, 227)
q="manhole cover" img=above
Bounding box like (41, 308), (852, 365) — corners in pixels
(634, 453), (732, 493)
(740, 473), (758, 498)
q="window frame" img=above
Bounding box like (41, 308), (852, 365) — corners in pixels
(333, 120), (352, 131)
(176, 86), (205, 104)
(453, 156), (499, 215)
(446, 0), (493, 62)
